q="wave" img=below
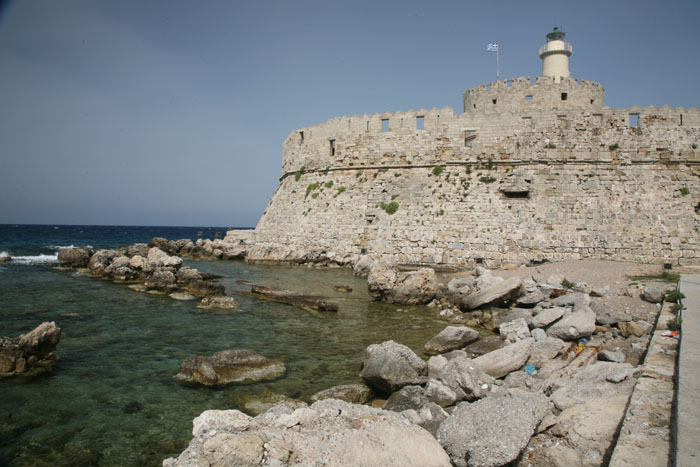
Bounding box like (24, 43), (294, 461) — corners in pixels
(0, 251), (8, 258)
(10, 253), (59, 264)
(46, 244), (92, 251)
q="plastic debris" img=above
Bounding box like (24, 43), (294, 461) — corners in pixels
(661, 330), (679, 337)
(525, 365), (537, 375)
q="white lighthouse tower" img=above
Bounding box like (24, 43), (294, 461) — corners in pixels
(539, 27), (572, 82)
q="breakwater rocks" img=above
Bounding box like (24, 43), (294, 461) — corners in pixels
(168, 261), (673, 466)
(1, 322), (61, 378)
(57, 241), (234, 308)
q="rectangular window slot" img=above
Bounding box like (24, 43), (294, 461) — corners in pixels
(629, 114), (639, 128)
(591, 99), (595, 104)
(436, 115), (440, 126)
(680, 114), (683, 126)
(492, 99), (497, 104)
(381, 119), (389, 132)
(299, 131), (304, 144)
(330, 139), (336, 157)
(525, 95), (533, 101)
(400, 118), (404, 128)
(522, 116), (533, 129)
(416, 116), (424, 130)
(366, 121), (370, 131)
(561, 92), (568, 101)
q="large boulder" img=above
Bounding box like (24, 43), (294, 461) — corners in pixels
(164, 400), (452, 467)
(530, 306), (567, 328)
(57, 247), (93, 268)
(1, 321), (61, 377)
(461, 276), (523, 310)
(87, 249), (123, 273)
(437, 393), (550, 467)
(424, 326), (480, 355)
(360, 340), (427, 394)
(546, 308), (596, 341)
(144, 247), (182, 271)
(174, 349), (285, 386)
(367, 261), (439, 305)
(473, 338), (533, 379)
(435, 356), (494, 402)
(641, 285), (664, 303)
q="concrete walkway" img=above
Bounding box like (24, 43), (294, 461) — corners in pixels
(676, 274), (700, 467)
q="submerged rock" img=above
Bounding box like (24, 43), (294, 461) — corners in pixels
(197, 296), (239, 309)
(1, 321), (61, 377)
(174, 349), (285, 387)
(310, 384), (375, 404)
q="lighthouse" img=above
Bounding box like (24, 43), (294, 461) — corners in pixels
(539, 27), (572, 82)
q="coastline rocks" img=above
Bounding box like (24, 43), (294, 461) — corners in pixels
(165, 400), (451, 467)
(174, 349), (285, 387)
(437, 393), (550, 467)
(87, 249), (123, 273)
(461, 276), (523, 310)
(424, 326), (481, 355)
(546, 309), (596, 341)
(145, 247), (182, 270)
(360, 340), (427, 394)
(310, 384), (375, 404)
(353, 255), (376, 277)
(435, 356), (494, 402)
(641, 285), (664, 303)
(473, 338), (533, 379)
(1, 321), (61, 377)
(57, 247), (93, 268)
(367, 261), (439, 305)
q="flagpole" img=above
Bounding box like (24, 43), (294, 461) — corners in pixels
(496, 42), (500, 81)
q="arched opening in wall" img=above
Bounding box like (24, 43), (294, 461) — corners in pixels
(329, 139), (336, 157)
(299, 131), (304, 144)
(381, 119), (389, 132)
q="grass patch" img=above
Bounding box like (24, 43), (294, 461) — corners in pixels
(479, 176), (497, 184)
(561, 278), (576, 289)
(294, 165), (306, 181)
(432, 165), (444, 176)
(380, 201), (399, 215)
(680, 187), (689, 196)
(609, 143), (619, 151)
(305, 182), (320, 198)
(666, 289), (685, 303)
(628, 271), (680, 282)
(325, 180), (334, 189)
(333, 186), (346, 198)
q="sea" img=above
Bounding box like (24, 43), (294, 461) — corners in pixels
(0, 224), (446, 466)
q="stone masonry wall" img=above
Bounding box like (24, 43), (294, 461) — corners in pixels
(245, 76), (700, 267)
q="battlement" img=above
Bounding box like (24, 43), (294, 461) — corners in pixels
(463, 76), (605, 113)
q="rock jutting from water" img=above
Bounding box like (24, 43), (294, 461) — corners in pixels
(0, 321), (61, 377)
(174, 349), (286, 386)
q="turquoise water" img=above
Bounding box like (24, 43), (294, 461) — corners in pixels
(0, 226), (446, 466)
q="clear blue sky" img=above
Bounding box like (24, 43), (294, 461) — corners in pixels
(1, 0), (699, 227)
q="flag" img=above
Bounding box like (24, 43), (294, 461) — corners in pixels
(487, 42), (499, 52)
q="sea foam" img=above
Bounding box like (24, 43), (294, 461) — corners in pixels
(11, 254), (59, 264)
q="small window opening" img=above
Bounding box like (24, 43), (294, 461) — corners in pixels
(503, 191), (530, 199)
(629, 114), (639, 128)
(473, 104), (476, 109)
(299, 131), (304, 144)
(348, 120), (351, 129)
(436, 114), (440, 126)
(530, 77), (536, 84)
(680, 114), (683, 126)
(492, 99), (497, 105)
(475, 257), (483, 264)
(329, 139), (336, 157)
(695, 203), (700, 214)
(507, 80), (512, 88)
(561, 92), (568, 101)
(416, 116), (424, 130)
(381, 119), (389, 132)
(525, 95), (533, 101)
(590, 99), (595, 104)
(366, 120), (370, 131)
(400, 118), (404, 128)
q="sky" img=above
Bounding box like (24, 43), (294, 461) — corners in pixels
(1, 0), (699, 227)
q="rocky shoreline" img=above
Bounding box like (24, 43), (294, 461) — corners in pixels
(55, 240), (680, 466)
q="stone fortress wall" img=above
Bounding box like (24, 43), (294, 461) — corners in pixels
(242, 75), (700, 267)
